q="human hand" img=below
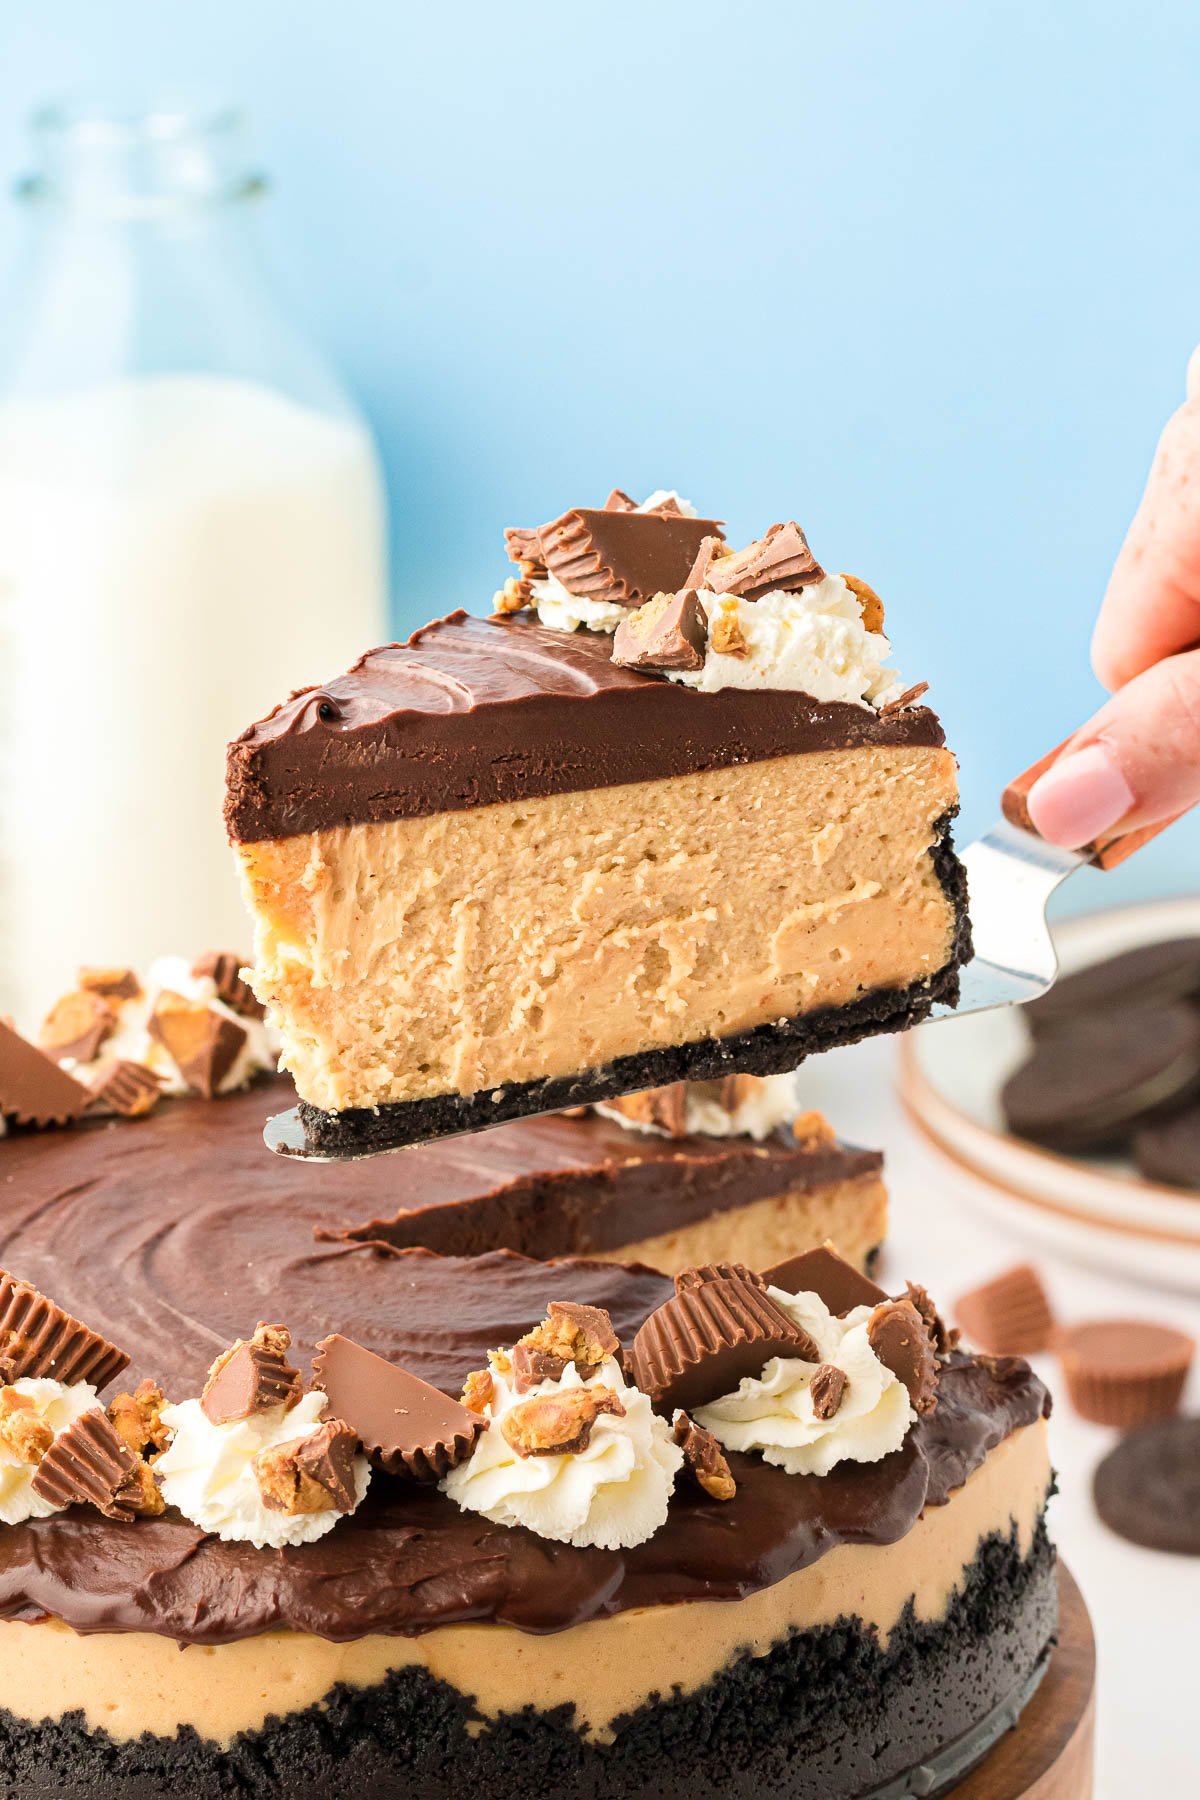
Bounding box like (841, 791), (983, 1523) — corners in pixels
(1026, 371), (1200, 849)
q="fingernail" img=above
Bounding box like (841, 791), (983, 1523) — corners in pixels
(1026, 742), (1135, 848)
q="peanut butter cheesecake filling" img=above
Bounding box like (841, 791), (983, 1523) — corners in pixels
(0, 1419), (1048, 1746)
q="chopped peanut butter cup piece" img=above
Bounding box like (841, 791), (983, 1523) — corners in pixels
(0, 1020), (90, 1128)
(313, 1333), (484, 1479)
(867, 1297), (940, 1415)
(955, 1265), (1053, 1356)
(492, 574), (534, 615)
(629, 1266), (817, 1413)
(597, 1082), (688, 1136)
(191, 951), (265, 1020)
(762, 1243), (887, 1315)
(0, 1388), (54, 1465)
(904, 1280), (959, 1358)
(38, 990), (116, 1064)
(511, 1301), (620, 1392)
(201, 1322), (302, 1425)
(612, 590), (708, 674)
(78, 966), (142, 1003)
(603, 488), (638, 511)
(149, 992), (247, 1099)
(0, 1270), (129, 1389)
(108, 1381), (171, 1459)
(791, 1109), (837, 1148)
(501, 1385), (625, 1458)
(254, 1418), (359, 1515)
(672, 1411), (736, 1500)
(809, 1363), (848, 1421)
(880, 682), (930, 717)
(698, 520), (824, 601)
(87, 1060), (164, 1119)
(709, 604), (750, 659)
(839, 573), (885, 634)
(32, 1406), (162, 1521)
(511, 502), (724, 610)
(460, 1367), (495, 1414)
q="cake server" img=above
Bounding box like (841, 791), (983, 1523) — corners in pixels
(264, 737), (1187, 1158)
(928, 735), (1185, 1021)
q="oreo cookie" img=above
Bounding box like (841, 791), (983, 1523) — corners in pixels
(1093, 1415), (1200, 1555)
(1001, 1003), (1200, 1153)
(1026, 937), (1200, 1037)
(1134, 1103), (1200, 1191)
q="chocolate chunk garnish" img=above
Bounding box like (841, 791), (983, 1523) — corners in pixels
(762, 1243), (887, 1315)
(697, 520), (824, 601)
(501, 1385), (624, 1458)
(0, 1270), (129, 1389)
(312, 1333), (484, 1479)
(533, 505), (725, 609)
(603, 488), (638, 511)
(629, 1268), (817, 1413)
(148, 992), (247, 1099)
(596, 1082), (688, 1137)
(809, 1363), (848, 1421)
(503, 525), (547, 576)
(87, 1060), (164, 1119)
(612, 590), (708, 673)
(867, 1298), (939, 1415)
(0, 1020), (89, 1128)
(38, 990), (116, 1064)
(905, 1280), (960, 1358)
(511, 1301), (620, 1392)
(78, 967), (142, 1002)
(672, 1410), (736, 1500)
(254, 1418), (360, 1515)
(201, 1322), (302, 1425)
(191, 952), (265, 1020)
(880, 682), (930, 717)
(32, 1406), (162, 1521)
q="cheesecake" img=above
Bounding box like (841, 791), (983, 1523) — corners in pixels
(0, 1238), (1052, 1799)
(226, 493), (969, 1154)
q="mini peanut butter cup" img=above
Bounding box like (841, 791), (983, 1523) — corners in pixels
(31, 1406), (158, 1522)
(313, 1333), (484, 1479)
(955, 1264), (1055, 1356)
(762, 1243), (887, 1315)
(1056, 1319), (1194, 1427)
(629, 1265), (818, 1413)
(0, 1021), (90, 1129)
(0, 1269), (129, 1389)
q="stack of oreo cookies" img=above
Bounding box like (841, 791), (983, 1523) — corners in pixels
(1002, 937), (1200, 1188)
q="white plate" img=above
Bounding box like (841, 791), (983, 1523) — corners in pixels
(898, 897), (1200, 1294)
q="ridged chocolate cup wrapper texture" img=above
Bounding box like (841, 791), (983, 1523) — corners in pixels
(955, 1265), (1055, 1357)
(1056, 1319), (1194, 1428)
(629, 1268), (819, 1414)
(0, 1021), (89, 1129)
(31, 1406), (148, 1522)
(0, 1270), (129, 1390)
(313, 1333), (484, 1480)
(536, 506), (725, 609)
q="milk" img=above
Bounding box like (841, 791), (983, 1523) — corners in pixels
(0, 374), (387, 1024)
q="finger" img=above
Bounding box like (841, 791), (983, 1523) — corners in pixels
(1025, 647), (1200, 847)
(1091, 399), (1200, 691)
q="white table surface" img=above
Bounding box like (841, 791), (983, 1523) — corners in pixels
(796, 1034), (1200, 1800)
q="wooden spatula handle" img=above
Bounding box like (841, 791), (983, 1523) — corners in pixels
(1002, 737), (1185, 870)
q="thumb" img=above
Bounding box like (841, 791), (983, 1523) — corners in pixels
(1025, 647), (1200, 848)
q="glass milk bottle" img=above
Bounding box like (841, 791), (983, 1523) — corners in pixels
(0, 99), (388, 1024)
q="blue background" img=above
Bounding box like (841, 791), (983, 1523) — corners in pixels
(4, 2), (1199, 900)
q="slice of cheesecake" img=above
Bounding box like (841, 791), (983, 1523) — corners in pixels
(227, 498), (969, 1153)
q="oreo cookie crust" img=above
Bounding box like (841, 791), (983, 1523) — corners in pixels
(0, 1523), (1055, 1800)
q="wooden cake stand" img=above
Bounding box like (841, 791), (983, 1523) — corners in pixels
(954, 1563), (1095, 1799)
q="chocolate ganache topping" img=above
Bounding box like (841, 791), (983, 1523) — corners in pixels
(224, 611), (947, 844)
(0, 1086), (1046, 1645)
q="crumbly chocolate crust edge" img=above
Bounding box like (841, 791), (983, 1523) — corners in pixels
(0, 1519), (1052, 1800)
(297, 813), (972, 1155)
